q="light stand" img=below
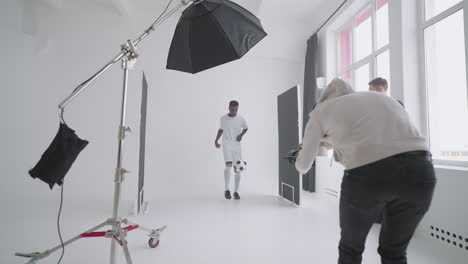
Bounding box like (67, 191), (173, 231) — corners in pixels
(15, 1), (193, 263)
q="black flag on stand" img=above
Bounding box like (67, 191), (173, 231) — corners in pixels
(29, 123), (88, 189)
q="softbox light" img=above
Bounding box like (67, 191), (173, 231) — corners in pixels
(166, 0), (267, 73)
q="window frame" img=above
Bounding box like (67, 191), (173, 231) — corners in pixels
(336, 0), (390, 91)
(419, 0), (468, 167)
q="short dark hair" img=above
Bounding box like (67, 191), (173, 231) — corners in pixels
(368, 77), (388, 91)
(229, 100), (239, 107)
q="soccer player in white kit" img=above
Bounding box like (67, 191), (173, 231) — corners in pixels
(214, 100), (248, 200)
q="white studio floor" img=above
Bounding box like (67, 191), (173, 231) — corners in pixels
(1, 192), (452, 264)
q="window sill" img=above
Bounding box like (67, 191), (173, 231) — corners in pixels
(433, 159), (468, 171)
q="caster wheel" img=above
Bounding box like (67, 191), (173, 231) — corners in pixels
(148, 238), (160, 248)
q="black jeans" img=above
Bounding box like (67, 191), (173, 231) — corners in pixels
(338, 151), (436, 264)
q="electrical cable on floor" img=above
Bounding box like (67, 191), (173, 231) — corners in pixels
(57, 183), (65, 264)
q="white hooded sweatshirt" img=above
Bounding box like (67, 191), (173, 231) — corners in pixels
(295, 78), (428, 174)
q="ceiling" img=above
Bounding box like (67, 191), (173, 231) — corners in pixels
(253, 0), (331, 23)
(18, 0), (336, 59)
(33, 0), (330, 23)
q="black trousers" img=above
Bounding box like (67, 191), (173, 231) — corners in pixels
(338, 151), (436, 264)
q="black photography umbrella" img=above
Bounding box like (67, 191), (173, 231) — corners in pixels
(167, 0), (267, 73)
(29, 123), (88, 189)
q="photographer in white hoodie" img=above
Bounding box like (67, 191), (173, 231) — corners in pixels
(296, 78), (436, 264)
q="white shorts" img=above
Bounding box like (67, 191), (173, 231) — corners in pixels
(223, 147), (242, 163)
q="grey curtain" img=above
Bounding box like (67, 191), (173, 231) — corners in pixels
(302, 34), (319, 192)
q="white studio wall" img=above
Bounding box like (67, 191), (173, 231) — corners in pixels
(1, 0), (312, 206)
(417, 166), (468, 263)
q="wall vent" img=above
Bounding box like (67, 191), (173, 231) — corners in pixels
(429, 225), (468, 251)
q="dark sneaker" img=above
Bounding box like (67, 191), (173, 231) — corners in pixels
(225, 190), (231, 199)
(233, 192), (240, 200)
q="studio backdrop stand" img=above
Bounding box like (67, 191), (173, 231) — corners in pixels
(15, 1), (193, 263)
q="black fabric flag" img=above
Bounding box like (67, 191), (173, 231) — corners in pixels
(29, 123), (88, 189)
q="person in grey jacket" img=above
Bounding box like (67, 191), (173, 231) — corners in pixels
(296, 78), (436, 264)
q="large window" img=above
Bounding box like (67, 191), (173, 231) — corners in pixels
(355, 63), (370, 92)
(355, 8), (373, 62)
(423, 0), (468, 162)
(425, 0), (462, 20)
(337, 0), (390, 92)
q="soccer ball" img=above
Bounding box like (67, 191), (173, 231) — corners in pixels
(233, 160), (247, 173)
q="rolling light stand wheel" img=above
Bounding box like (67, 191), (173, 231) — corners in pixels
(148, 238), (160, 248)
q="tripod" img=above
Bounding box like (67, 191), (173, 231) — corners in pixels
(15, 1), (194, 263)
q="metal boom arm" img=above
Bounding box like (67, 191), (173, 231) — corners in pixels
(58, 0), (193, 123)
